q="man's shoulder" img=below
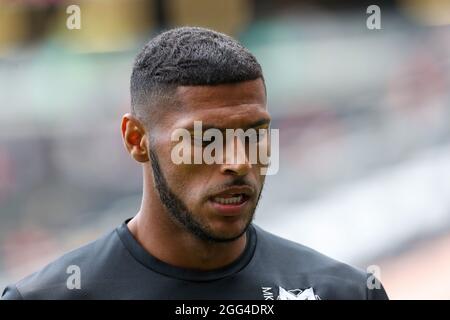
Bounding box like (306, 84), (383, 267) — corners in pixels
(1, 228), (120, 300)
(253, 224), (365, 278)
(251, 224), (387, 299)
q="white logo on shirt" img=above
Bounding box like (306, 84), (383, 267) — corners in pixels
(261, 286), (321, 300)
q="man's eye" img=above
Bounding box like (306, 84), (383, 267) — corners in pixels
(248, 130), (267, 143)
(192, 137), (203, 146)
(192, 135), (216, 147)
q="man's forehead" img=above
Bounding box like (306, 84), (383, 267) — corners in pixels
(174, 79), (266, 111)
(167, 78), (269, 130)
(183, 114), (270, 131)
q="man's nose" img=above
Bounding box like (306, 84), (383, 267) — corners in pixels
(220, 137), (252, 176)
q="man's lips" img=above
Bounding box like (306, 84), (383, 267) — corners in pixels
(208, 186), (254, 216)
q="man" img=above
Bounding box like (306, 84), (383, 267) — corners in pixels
(1, 27), (388, 300)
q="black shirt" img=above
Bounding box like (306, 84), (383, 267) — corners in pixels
(1, 220), (388, 300)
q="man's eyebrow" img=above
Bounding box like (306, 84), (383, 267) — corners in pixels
(187, 118), (271, 131)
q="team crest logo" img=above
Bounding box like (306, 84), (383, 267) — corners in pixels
(261, 286), (321, 300)
(277, 286), (320, 300)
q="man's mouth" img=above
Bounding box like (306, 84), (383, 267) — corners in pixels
(208, 186), (254, 215)
(212, 193), (250, 205)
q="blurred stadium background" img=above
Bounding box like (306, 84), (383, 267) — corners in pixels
(1, 0), (450, 299)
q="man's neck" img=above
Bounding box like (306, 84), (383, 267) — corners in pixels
(127, 205), (247, 271)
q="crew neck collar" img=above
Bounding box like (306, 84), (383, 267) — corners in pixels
(116, 218), (257, 282)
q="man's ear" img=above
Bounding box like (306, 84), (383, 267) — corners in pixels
(121, 113), (149, 163)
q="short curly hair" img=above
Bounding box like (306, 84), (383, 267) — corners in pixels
(130, 26), (264, 123)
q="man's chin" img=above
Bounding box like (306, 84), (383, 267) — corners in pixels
(203, 219), (252, 242)
(203, 230), (247, 243)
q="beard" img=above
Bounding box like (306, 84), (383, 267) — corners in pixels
(149, 149), (262, 243)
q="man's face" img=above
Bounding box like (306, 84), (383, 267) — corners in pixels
(149, 78), (270, 242)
